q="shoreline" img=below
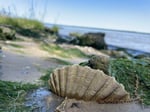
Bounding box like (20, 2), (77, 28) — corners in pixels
(46, 23), (150, 55)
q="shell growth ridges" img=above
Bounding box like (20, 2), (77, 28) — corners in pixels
(48, 65), (130, 103)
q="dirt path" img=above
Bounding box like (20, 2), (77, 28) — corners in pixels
(0, 39), (70, 83)
(0, 50), (62, 83)
(0, 38), (89, 83)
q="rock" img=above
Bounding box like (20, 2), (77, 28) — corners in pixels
(44, 27), (59, 35)
(56, 32), (107, 50)
(75, 32), (107, 49)
(88, 55), (110, 74)
(0, 26), (16, 40)
(56, 34), (75, 43)
(44, 27), (55, 34)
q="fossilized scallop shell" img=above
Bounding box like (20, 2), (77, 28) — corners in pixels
(48, 65), (130, 103)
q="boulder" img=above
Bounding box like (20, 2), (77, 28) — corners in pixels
(0, 27), (16, 40)
(56, 34), (76, 43)
(44, 27), (57, 34)
(88, 55), (110, 74)
(76, 32), (107, 49)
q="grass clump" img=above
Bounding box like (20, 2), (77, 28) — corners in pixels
(0, 80), (38, 111)
(0, 16), (44, 30)
(41, 43), (88, 58)
(109, 59), (150, 105)
(40, 68), (55, 87)
(40, 58), (72, 86)
(40, 69), (54, 82)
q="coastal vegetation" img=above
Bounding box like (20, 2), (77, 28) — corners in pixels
(0, 16), (44, 30)
(81, 56), (150, 105)
(0, 80), (38, 111)
(40, 68), (54, 86)
(110, 58), (150, 105)
(0, 16), (57, 38)
(41, 43), (88, 58)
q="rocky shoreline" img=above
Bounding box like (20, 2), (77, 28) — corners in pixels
(47, 23), (150, 54)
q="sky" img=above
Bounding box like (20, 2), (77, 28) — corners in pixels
(0, 0), (150, 33)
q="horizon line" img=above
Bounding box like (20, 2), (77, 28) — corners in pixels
(45, 22), (150, 35)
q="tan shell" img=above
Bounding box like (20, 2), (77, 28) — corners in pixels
(48, 65), (130, 103)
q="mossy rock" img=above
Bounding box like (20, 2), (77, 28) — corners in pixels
(0, 28), (16, 40)
(76, 32), (107, 49)
(50, 25), (59, 34)
(88, 55), (110, 74)
(44, 27), (57, 35)
(56, 32), (107, 50)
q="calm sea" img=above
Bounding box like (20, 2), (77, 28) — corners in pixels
(45, 23), (150, 56)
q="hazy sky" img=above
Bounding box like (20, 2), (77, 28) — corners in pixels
(0, 0), (150, 33)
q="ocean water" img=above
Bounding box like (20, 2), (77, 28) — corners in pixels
(45, 24), (150, 55)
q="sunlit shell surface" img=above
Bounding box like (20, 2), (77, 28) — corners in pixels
(48, 65), (130, 103)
